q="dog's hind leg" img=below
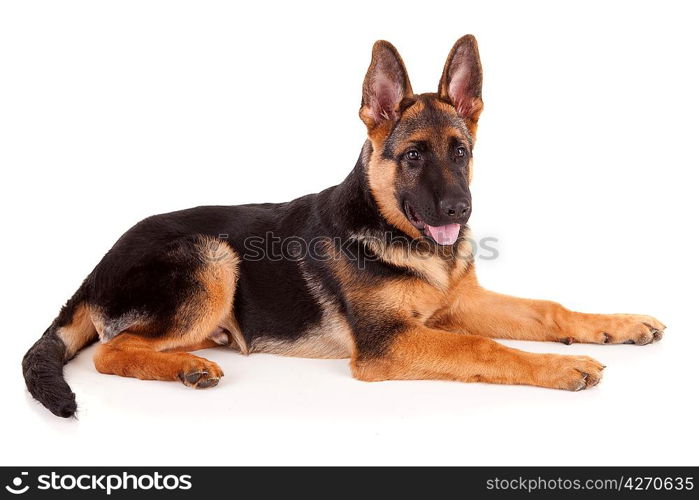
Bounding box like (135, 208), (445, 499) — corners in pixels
(91, 236), (242, 389)
(94, 334), (225, 388)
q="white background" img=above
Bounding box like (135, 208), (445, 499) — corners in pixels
(1, 0), (698, 466)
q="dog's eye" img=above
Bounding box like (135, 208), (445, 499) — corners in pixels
(406, 150), (421, 161)
(455, 146), (467, 158)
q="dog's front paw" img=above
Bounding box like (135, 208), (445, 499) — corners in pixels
(536, 354), (605, 391)
(561, 313), (666, 345)
(596, 314), (665, 345)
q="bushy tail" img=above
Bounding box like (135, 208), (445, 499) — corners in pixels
(22, 286), (97, 418)
(22, 326), (77, 417)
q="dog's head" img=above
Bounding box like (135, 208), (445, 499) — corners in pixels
(360, 35), (483, 246)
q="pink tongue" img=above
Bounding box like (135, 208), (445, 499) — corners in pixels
(424, 223), (461, 245)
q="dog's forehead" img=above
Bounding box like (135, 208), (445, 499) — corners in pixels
(383, 95), (471, 155)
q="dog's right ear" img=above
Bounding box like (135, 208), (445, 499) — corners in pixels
(359, 41), (413, 131)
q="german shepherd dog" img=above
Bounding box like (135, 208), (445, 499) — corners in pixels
(24, 35), (665, 418)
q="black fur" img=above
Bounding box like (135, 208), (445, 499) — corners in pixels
(22, 329), (75, 418)
(22, 286), (88, 418)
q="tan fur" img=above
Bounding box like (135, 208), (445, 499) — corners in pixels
(366, 154), (422, 240)
(94, 333), (224, 384)
(449, 238), (473, 284)
(463, 102), (483, 139)
(57, 302), (97, 359)
(374, 279), (447, 322)
(176, 237), (240, 343)
(352, 326), (604, 391)
(426, 265), (666, 345)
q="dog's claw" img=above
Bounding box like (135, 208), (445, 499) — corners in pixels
(573, 372), (589, 391)
(560, 337), (574, 345)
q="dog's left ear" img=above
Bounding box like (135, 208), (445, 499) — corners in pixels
(438, 35), (483, 134)
(360, 41), (413, 131)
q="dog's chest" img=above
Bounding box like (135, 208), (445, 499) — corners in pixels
(386, 249), (472, 321)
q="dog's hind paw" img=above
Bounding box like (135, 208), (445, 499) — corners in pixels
(178, 360), (223, 389)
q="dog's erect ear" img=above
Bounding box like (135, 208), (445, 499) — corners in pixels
(438, 35), (483, 132)
(360, 41), (413, 130)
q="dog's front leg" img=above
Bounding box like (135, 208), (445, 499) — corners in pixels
(351, 326), (604, 391)
(428, 267), (666, 345)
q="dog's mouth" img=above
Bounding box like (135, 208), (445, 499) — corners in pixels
(403, 201), (463, 246)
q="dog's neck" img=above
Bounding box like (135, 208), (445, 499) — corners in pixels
(329, 140), (400, 239)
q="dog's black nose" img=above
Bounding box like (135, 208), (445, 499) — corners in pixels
(440, 198), (470, 219)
